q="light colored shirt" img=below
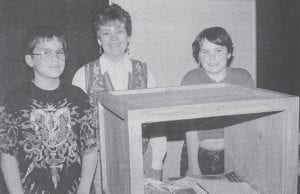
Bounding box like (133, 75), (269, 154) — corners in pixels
(72, 54), (156, 92)
(72, 54), (165, 171)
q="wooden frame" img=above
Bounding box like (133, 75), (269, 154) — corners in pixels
(99, 84), (299, 194)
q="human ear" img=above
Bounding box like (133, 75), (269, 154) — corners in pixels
(25, 55), (34, 67)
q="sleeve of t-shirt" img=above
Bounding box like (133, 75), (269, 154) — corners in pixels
(73, 87), (98, 155)
(79, 106), (98, 155)
(181, 73), (190, 86)
(0, 104), (19, 157)
(244, 72), (255, 88)
(237, 69), (255, 88)
(61, 85), (98, 156)
(181, 70), (198, 86)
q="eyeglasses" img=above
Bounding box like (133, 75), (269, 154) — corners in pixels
(32, 50), (66, 61)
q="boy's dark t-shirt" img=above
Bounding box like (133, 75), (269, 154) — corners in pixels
(0, 81), (97, 194)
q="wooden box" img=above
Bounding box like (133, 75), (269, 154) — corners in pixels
(98, 84), (299, 194)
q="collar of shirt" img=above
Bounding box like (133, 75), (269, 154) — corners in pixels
(99, 54), (131, 90)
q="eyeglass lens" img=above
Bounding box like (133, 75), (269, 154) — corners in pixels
(41, 51), (65, 61)
(32, 51), (66, 61)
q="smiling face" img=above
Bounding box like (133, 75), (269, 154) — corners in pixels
(199, 38), (231, 76)
(97, 20), (130, 60)
(25, 37), (66, 82)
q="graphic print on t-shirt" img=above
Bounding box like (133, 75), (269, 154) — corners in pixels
(21, 99), (80, 190)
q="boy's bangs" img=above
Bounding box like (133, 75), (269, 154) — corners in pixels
(206, 34), (224, 46)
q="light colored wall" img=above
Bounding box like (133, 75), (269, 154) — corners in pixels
(111, 0), (256, 87)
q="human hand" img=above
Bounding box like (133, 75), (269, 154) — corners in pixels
(150, 168), (163, 181)
(76, 185), (90, 194)
(186, 168), (201, 176)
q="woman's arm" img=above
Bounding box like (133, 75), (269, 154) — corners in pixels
(1, 153), (24, 194)
(185, 126), (201, 176)
(77, 149), (98, 194)
(149, 126), (167, 170)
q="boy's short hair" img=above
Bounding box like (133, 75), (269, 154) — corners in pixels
(93, 3), (132, 36)
(192, 27), (234, 65)
(22, 25), (67, 56)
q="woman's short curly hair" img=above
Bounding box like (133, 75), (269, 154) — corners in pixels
(192, 27), (234, 65)
(94, 3), (132, 36)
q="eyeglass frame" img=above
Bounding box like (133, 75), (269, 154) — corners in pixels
(31, 50), (67, 61)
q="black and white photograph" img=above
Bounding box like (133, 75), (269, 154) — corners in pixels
(0, 0), (299, 193)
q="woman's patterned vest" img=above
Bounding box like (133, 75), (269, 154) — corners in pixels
(84, 58), (149, 152)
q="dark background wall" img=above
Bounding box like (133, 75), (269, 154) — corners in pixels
(256, 0), (298, 95)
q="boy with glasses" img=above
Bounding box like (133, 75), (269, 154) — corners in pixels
(0, 25), (98, 194)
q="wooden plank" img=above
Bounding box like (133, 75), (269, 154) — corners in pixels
(98, 103), (107, 193)
(281, 102), (299, 193)
(102, 108), (131, 194)
(224, 98), (298, 193)
(108, 83), (289, 98)
(99, 84), (291, 111)
(98, 92), (132, 119)
(108, 83), (228, 95)
(128, 98), (297, 124)
(126, 113), (144, 194)
(225, 112), (285, 193)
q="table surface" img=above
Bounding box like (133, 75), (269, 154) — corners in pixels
(100, 84), (292, 110)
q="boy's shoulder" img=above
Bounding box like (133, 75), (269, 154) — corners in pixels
(227, 67), (254, 87)
(182, 68), (202, 78)
(227, 67), (251, 75)
(61, 84), (91, 112)
(4, 81), (32, 104)
(187, 67), (203, 74)
(61, 82), (89, 100)
(227, 67), (252, 79)
(181, 68), (205, 84)
(4, 81), (89, 105)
